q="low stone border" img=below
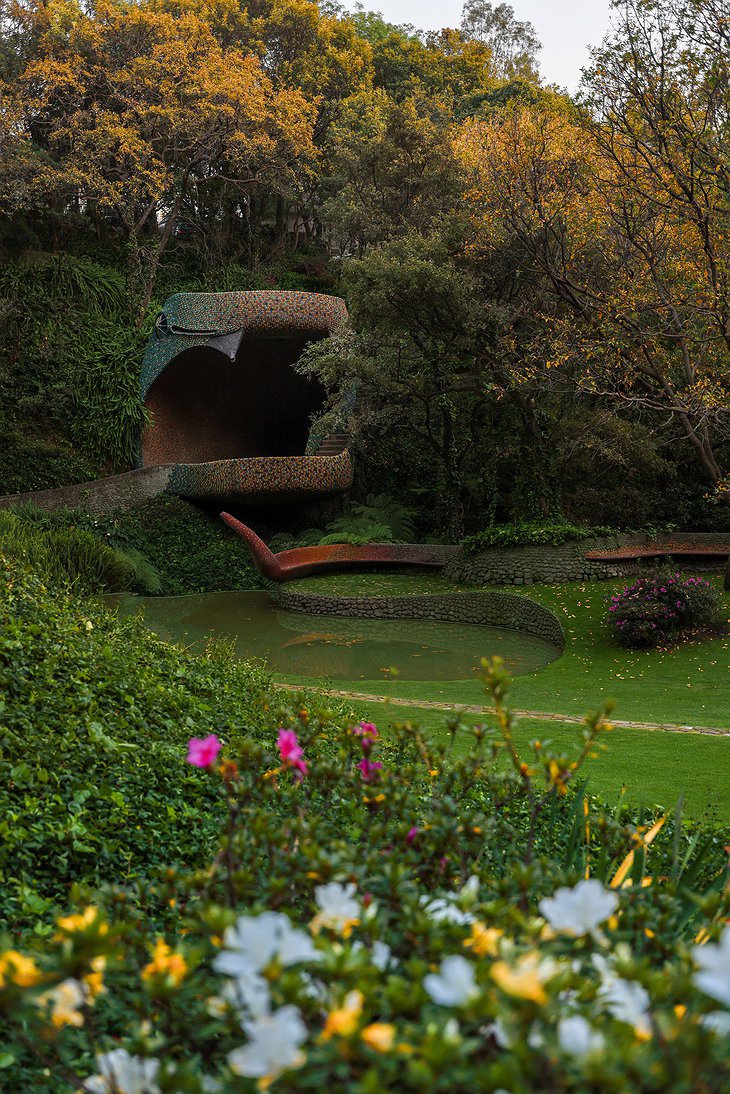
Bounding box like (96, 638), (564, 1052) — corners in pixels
(445, 533), (730, 587)
(274, 588), (565, 651)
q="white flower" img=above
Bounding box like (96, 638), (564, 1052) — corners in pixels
(558, 1015), (606, 1057)
(83, 1049), (160, 1094)
(461, 876), (480, 900)
(539, 880), (618, 938)
(422, 897), (475, 926)
(371, 941), (392, 971)
(312, 882), (361, 934)
(594, 957), (651, 1037)
(298, 972), (328, 1002)
(224, 973), (271, 1017)
(442, 1017), (461, 1041)
(701, 1011), (730, 1036)
(483, 1018), (510, 1048)
(422, 877), (479, 926)
(228, 1006), (308, 1080)
(527, 1024), (545, 1049)
(693, 926), (730, 1008)
(214, 912), (318, 979)
(424, 955), (479, 1006)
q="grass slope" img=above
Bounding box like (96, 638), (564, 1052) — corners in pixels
(276, 571), (730, 818)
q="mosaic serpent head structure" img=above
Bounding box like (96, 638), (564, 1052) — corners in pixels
(140, 290), (353, 504)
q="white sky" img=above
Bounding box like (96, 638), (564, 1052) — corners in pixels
(348, 1), (616, 92)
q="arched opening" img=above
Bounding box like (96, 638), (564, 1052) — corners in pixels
(141, 333), (327, 466)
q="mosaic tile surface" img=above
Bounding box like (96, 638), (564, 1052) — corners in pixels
(141, 290), (348, 400)
(140, 291), (353, 503)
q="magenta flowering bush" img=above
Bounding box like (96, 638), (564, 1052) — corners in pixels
(186, 734), (222, 768)
(277, 728), (308, 780)
(607, 571), (724, 647)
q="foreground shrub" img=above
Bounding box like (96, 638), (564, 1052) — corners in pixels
(462, 521), (615, 555)
(0, 509), (137, 593)
(1, 664), (728, 1092)
(0, 554), (275, 928)
(608, 571), (724, 647)
(109, 496), (263, 595)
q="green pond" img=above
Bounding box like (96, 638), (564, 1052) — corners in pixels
(110, 591), (560, 681)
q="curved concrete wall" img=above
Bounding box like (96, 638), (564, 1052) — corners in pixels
(274, 588), (565, 650)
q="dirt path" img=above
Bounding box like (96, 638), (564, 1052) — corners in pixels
(274, 683), (729, 737)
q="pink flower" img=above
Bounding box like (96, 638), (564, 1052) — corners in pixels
(357, 758), (383, 782)
(277, 729), (308, 780)
(406, 826), (419, 845)
(186, 734), (221, 768)
(353, 721), (379, 740)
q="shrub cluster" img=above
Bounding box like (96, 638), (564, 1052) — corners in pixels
(269, 494), (419, 550)
(1, 667), (728, 1093)
(607, 571), (724, 647)
(462, 521), (615, 555)
(0, 508), (138, 593)
(110, 496), (263, 595)
(0, 554), (276, 929)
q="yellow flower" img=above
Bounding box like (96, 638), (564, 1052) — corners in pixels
(362, 1022), (395, 1053)
(464, 922), (502, 958)
(548, 761), (570, 796)
(36, 979), (85, 1029)
(320, 990), (363, 1040)
(83, 956), (106, 1001)
(56, 906), (107, 937)
(0, 950), (42, 988)
(142, 939), (187, 986)
(491, 953), (553, 1005)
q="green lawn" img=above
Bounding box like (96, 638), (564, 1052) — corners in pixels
(274, 571), (730, 818)
(347, 701), (728, 822)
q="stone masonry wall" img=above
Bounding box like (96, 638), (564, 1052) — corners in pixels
(445, 533), (730, 586)
(275, 589), (565, 650)
(0, 465), (174, 515)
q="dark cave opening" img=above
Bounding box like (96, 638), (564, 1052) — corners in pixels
(141, 333), (328, 466)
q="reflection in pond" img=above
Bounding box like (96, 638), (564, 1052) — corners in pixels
(109, 591), (560, 681)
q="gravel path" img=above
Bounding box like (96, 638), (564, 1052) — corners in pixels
(274, 683), (729, 737)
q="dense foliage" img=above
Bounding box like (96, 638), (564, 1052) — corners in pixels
(107, 497), (264, 596)
(0, 553), (274, 929)
(1, 659), (728, 1092)
(269, 493), (420, 548)
(0, 498), (264, 596)
(608, 572), (725, 648)
(462, 521), (616, 555)
(0, 508), (141, 593)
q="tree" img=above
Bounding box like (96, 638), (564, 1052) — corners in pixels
(321, 92), (466, 255)
(3, 0), (317, 319)
(371, 26), (495, 105)
(297, 233), (549, 538)
(456, 0), (730, 502)
(460, 0), (541, 83)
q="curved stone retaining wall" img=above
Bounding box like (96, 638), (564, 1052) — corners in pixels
(445, 533), (730, 586)
(274, 589), (565, 651)
(0, 465), (175, 515)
